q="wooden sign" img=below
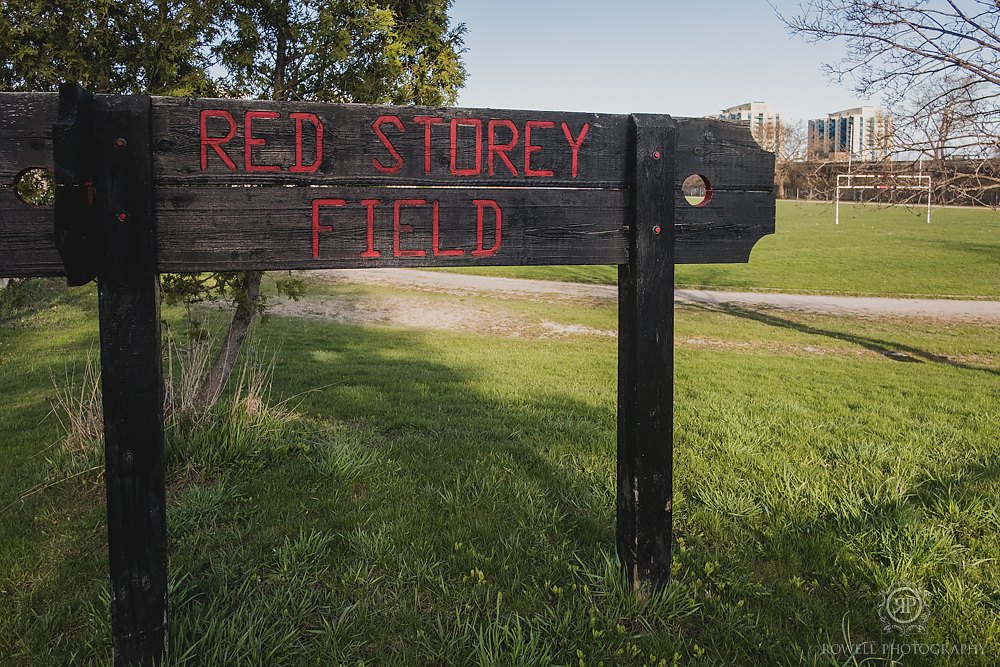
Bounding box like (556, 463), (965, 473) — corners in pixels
(3, 91), (772, 277)
(0, 84), (774, 666)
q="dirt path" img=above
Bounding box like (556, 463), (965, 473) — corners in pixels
(307, 268), (1000, 321)
(268, 291), (616, 339)
(309, 268), (617, 300)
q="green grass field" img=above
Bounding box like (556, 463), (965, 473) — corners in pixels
(430, 202), (1000, 299)
(0, 279), (997, 665)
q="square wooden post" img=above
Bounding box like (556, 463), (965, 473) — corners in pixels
(616, 114), (675, 591)
(92, 94), (168, 666)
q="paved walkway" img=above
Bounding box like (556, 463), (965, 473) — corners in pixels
(312, 269), (1000, 321)
(673, 290), (1000, 320)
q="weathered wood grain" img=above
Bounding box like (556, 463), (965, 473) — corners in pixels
(0, 189), (61, 276)
(675, 117), (776, 192)
(0, 183), (772, 276)
(155, 186), (628, 271)
(674, 190), (775, 263)
(0, 92), (60, 276)
(92, 94), (168, 667)
(54, 83), (100, 285)
(153, 187), (771, 271)
(152, 97), (628, 188)
(0, 92), (57, 183)
(617, 114), (675, 592)
(0, 92), (775, 276)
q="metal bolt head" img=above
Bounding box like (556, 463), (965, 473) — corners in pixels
(653, 151), (661, 159)
(653, 225), (662, 234)
(117, 212), (128, 222)
(115, 137), (127, 147)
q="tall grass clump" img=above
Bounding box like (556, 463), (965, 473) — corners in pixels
(164, 332), (304, 474)
(45, 327), (310, 484)
(46, 353), (104, 480)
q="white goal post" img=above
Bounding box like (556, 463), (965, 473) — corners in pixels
(835, 174), (932, 224)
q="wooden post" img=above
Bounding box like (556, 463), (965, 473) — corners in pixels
(53, 84), (98, 286)
(92, 94), (168, 666)
(616, 114), (675, 592)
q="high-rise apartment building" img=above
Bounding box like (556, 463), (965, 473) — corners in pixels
(808, 107), (893, 161)
(718, 102), (783, 152)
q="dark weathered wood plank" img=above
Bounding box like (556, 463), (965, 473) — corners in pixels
(672, 117), (775, 263)
(675, 117), (776, 191)
(155, 186), (629, 271)
(1, 91), (774, 277)
(0, 189), (61, 276)
(0, 184), (771, 277)
(0, 92), (58, 183)
(153, 185), (770, 272)
(93, 94), (168, 667)
(152, 96), (629, 188)
(0, 92), (62, 277)
(674, 190), (775, 263)
(617, 114), (675, 592)
(54, 83), (100, 285)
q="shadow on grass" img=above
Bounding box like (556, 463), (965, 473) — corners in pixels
(264, 319), (617, 553)
(690, 301), (999, 376)
(252, 316), (912, 661)
(0, 278), (96, 325)
(7, 291), (997, 664)
(934, 238), (1000, 261)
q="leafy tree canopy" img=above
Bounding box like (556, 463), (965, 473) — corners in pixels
(0, 0), (219, 94)
(0, 0), (467, 409)
(216, 0), (466, 105)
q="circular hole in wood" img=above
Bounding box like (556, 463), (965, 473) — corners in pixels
(682, 174), (712, 207)
(13, 168), (55, 207)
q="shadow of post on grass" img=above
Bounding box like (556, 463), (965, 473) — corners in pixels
(688, 301), (999, 376)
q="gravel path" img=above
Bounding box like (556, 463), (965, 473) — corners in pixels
(311, 268), (617, 299)
(309, 268), (1000, 321)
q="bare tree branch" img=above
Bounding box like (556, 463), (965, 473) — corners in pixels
(778, 0), (999, 205)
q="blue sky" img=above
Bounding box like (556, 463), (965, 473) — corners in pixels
(450, 1), (871, 122)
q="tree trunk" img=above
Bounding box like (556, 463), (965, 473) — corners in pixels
(190, 2), (291, 412)
(191, 0), (290, 413)
(193, 270), (263, 411)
